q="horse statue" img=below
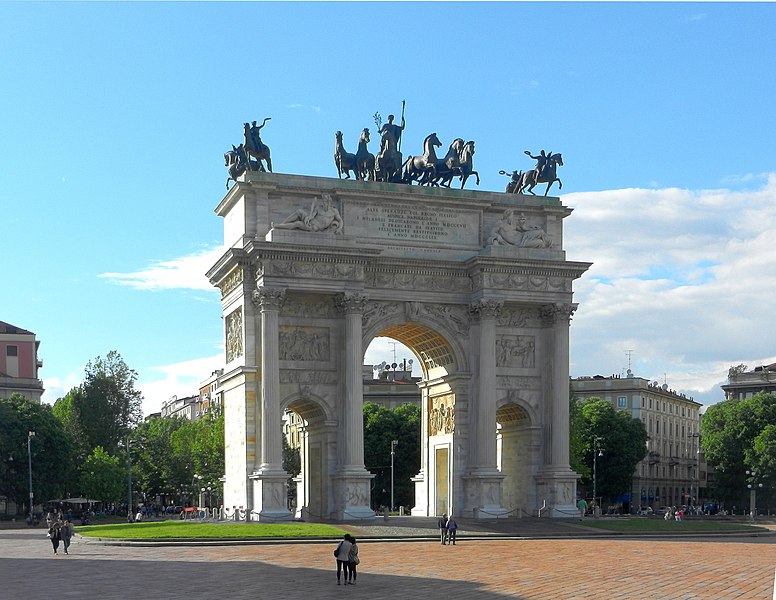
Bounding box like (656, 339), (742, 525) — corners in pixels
(334, 131), (359, 179)
(355, 128), (375, 181)
(516, 152), (563, 196)
(243, 118), (272, 172)
(224, 144), (255, 189)
(375, 127), (403, 182)
(426, 138), (464, 187)
(402, 132), (442, 185)
(458, 140), (479, 189)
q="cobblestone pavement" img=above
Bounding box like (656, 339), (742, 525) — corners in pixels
(1, 527), (774, 600)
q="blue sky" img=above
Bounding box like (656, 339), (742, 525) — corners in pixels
(2, 2), (775, 414)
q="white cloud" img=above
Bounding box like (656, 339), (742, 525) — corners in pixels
(138, 354), (224, 416)
(42, 369), (85, 405)
(99, 245), (225, 291)
(565, 174), (776, 405)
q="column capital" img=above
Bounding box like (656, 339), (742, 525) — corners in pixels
(252, 287), (286, 311)
(468, 298), (503, 320)
(335, 292), (369, 315)
(539, 303), (577, 326)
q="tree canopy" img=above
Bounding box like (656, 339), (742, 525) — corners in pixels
(363, 402), (420, 510)
(53, 351), (143, 457)
(0, 394), (76, 508)
(571, 397), (648, 502)
(701, 392), (776, 507)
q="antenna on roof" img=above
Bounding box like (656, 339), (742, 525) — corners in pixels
(625, 349), (634, 373)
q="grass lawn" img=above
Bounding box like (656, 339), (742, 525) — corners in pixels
(579, 518), (761, 533)
(75, 520), (348, 539)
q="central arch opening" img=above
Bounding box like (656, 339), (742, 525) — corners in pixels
(361, 320), (462, 517)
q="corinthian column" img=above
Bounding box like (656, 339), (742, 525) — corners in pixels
(253, 287), (287, 474)
(469, 298), (503, 472)
(335, 292), (368, 471)
(540, 303), (577, 469)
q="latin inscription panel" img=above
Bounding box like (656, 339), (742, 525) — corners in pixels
(346, 201), (481, 247)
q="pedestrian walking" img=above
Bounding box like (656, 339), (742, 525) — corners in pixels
(333, 534), (353, 585)
(437, 513), (448, 544)
(446, 515), (458, 545)
(48, 521), (61, 555)
(346, 536), (359, 585)
(61, 520), (72, 554)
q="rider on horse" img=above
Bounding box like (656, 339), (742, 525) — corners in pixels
(525, 149), (550, 181)
(379, 114), (405, 155)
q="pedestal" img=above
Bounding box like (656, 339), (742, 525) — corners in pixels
(250, 472), (293, 522)
(331, 472), (375, 521)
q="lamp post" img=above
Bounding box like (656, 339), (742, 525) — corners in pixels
(390, 440), (398, 512)
(746, 470), (763, 522)
(191, 474), (202, 506)
(592, 436), (603, 516)
(27, 431), (35, 524)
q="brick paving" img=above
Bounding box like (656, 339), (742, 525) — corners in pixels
(0, 526), (774, 599)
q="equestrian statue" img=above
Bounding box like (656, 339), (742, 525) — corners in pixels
(243, 118), (272, 173)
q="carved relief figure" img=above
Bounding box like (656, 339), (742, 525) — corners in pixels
(496, 335), (535, 368)
(225, 307), (244, 362)
(279, 327), (330, 361)
(430, 394), (455, 436)
(273, 193), (343, 234)
(488, 209), (552, 249)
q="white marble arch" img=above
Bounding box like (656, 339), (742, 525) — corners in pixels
(207, 171), (590, 520)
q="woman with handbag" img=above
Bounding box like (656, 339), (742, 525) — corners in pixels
(48, 521), (61, 555)
(334, 534), (352, 585)
(346, 536), (359, 585)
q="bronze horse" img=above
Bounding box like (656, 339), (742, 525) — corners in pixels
(516, 152), (563, 196)
(402, 132), (442, 185)
(334, 131), (359, 179)
(224, 144), (253, 189)
(375, 129), (403, 182)
(355, 128), (375, 181)
(426, 138), (464, 187)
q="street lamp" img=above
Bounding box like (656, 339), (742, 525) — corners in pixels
(192, 474), (202, 506)
(746, 470), (763, 522)
(27, 431), (35, 524)
(592, 436), (603, 516)
(390, 440), (398, 512)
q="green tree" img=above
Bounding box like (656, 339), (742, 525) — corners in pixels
(0, 394), (76, 512)
(170, 406), (225, 504)
(701, 392), (776, 507)
(79, 446), (126, 503)
(569, 391), (587, 476)
(363, 402), (420, 510)
(575, 398), (648, 502)
(53, 351), (143, 456)
(130, 415), (191, 502)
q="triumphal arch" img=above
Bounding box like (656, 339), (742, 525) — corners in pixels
(207, 171), (590, 520)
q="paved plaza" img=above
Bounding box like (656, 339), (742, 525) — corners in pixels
(0, 523), (774, 599)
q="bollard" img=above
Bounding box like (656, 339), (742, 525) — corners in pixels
(383, 507), (389, 521)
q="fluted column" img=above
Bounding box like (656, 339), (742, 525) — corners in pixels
(254, 287), (286, 474)
(540, 303), (577, 468)
(469, 298), (502, 471)
(336, 292), (368, 471)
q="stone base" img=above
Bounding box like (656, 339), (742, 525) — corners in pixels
(410, 472), (428, 516)
(331, 470), (375, 521)
(249, 472), (293, 522)
(535, 469), (580, 518)
(463, 472), (509, 519)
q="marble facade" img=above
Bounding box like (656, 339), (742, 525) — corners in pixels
(207, 172), (590, 520)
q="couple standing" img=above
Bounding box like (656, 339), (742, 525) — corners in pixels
(334, 534), (360, 585)
(48, 520), (73, 555)
(437, 514), (458, 545)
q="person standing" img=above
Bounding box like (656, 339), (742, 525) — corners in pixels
(60, 520), (72, 554)
(48, 521), (61, 555)
(437, 514), (448, 545)
(346, 536), (359, 585)
(334, 534), (353, 585)
(446, 515), (458, 545)
(577, 498), (588, 519)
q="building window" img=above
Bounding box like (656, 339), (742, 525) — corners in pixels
(642, 397), (645, 407)
(649, 398), (652, 409)
(656, 420), (660, 434)
(6, 345), (18, 357)
(617, 396), (627, 408)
